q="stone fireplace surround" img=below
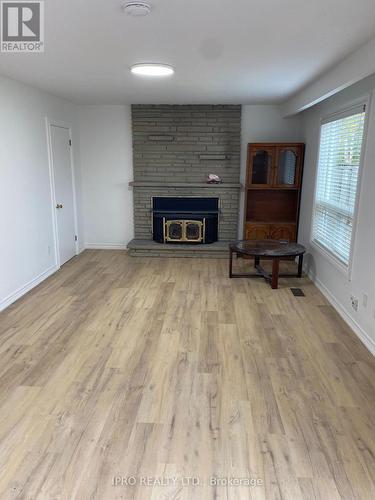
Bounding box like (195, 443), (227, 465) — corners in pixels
(128, 105), (241, 257)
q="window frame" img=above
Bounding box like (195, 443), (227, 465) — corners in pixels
(310, 97), (370, 279)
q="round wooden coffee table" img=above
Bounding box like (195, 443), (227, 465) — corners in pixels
(229, 240), (306, 289)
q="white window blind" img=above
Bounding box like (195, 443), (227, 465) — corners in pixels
(312, 105), (366, 266)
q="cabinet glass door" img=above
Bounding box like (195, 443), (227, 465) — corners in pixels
(276, 149), (298, 186)
(250, 149), (272, 186)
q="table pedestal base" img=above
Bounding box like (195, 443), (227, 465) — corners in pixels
(229, 251), (303, 289)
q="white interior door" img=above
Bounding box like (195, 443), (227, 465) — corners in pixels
(50, 125), (76, 266)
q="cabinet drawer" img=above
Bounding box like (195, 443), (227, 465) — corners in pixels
(245, 223), (270, 240)
(269, 224), (296, 242)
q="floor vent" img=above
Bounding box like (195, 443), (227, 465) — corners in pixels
(291, 288), (305, 297)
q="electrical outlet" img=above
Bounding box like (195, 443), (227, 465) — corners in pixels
(363, 294), (368, 308)
(351, 295), (359, 312)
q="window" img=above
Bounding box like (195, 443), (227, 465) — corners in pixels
(312, 104), (366, 267)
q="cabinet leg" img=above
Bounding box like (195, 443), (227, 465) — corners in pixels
(254, 256), (260, 268)
(229, 249), (233, 278)
(271, 258), (279, 289)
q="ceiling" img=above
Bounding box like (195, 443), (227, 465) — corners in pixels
(1, 0), (375, 104)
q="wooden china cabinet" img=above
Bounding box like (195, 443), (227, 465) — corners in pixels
(243, 143), (305, 242)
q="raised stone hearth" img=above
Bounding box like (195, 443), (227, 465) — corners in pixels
(128, 104), (241, 257)
(128, 240), (230, 258)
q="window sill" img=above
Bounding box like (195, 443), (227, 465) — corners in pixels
(310, 239), (351, 279)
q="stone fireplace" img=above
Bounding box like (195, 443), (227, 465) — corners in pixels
(128, 105), (241, 257)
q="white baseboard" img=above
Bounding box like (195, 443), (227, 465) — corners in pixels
(308, 270), (375, 357)
(0, 264), (58, 312)
(84, 243), (128, 250)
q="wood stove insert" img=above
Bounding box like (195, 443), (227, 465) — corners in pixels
(152, 197), (219, 244)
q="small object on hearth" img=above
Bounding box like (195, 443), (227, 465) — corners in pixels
(206, 174), (222, 184)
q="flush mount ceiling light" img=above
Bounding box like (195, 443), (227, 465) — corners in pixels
(130, 63), (175, 77)
(122, 2), (151, 17)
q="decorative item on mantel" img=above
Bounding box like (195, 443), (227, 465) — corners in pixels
(206, 174), (222, 184)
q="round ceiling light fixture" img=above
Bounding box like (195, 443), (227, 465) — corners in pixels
(130, 63), (175, 77)
(122, 2), (151, 17)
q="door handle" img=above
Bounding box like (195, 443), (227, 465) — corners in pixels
(56, 204), (63, 209)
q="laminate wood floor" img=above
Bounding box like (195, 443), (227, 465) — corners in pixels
(0, 250), (374, 500)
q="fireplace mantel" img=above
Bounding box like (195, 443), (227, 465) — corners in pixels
(129, 181), (243, 189)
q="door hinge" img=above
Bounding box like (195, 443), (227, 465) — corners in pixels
(74, 235), (78, 241)
(69, 139), (72, 146)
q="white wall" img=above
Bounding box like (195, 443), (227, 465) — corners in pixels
(0, 76), (82, 311)
(282, 35), (375, 116)
(78, 105), (134, 249)
(239, 105), (303, 236)
(299, 74), (375, 354)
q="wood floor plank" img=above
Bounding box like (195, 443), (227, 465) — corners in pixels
(0, 250), (374, 499)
